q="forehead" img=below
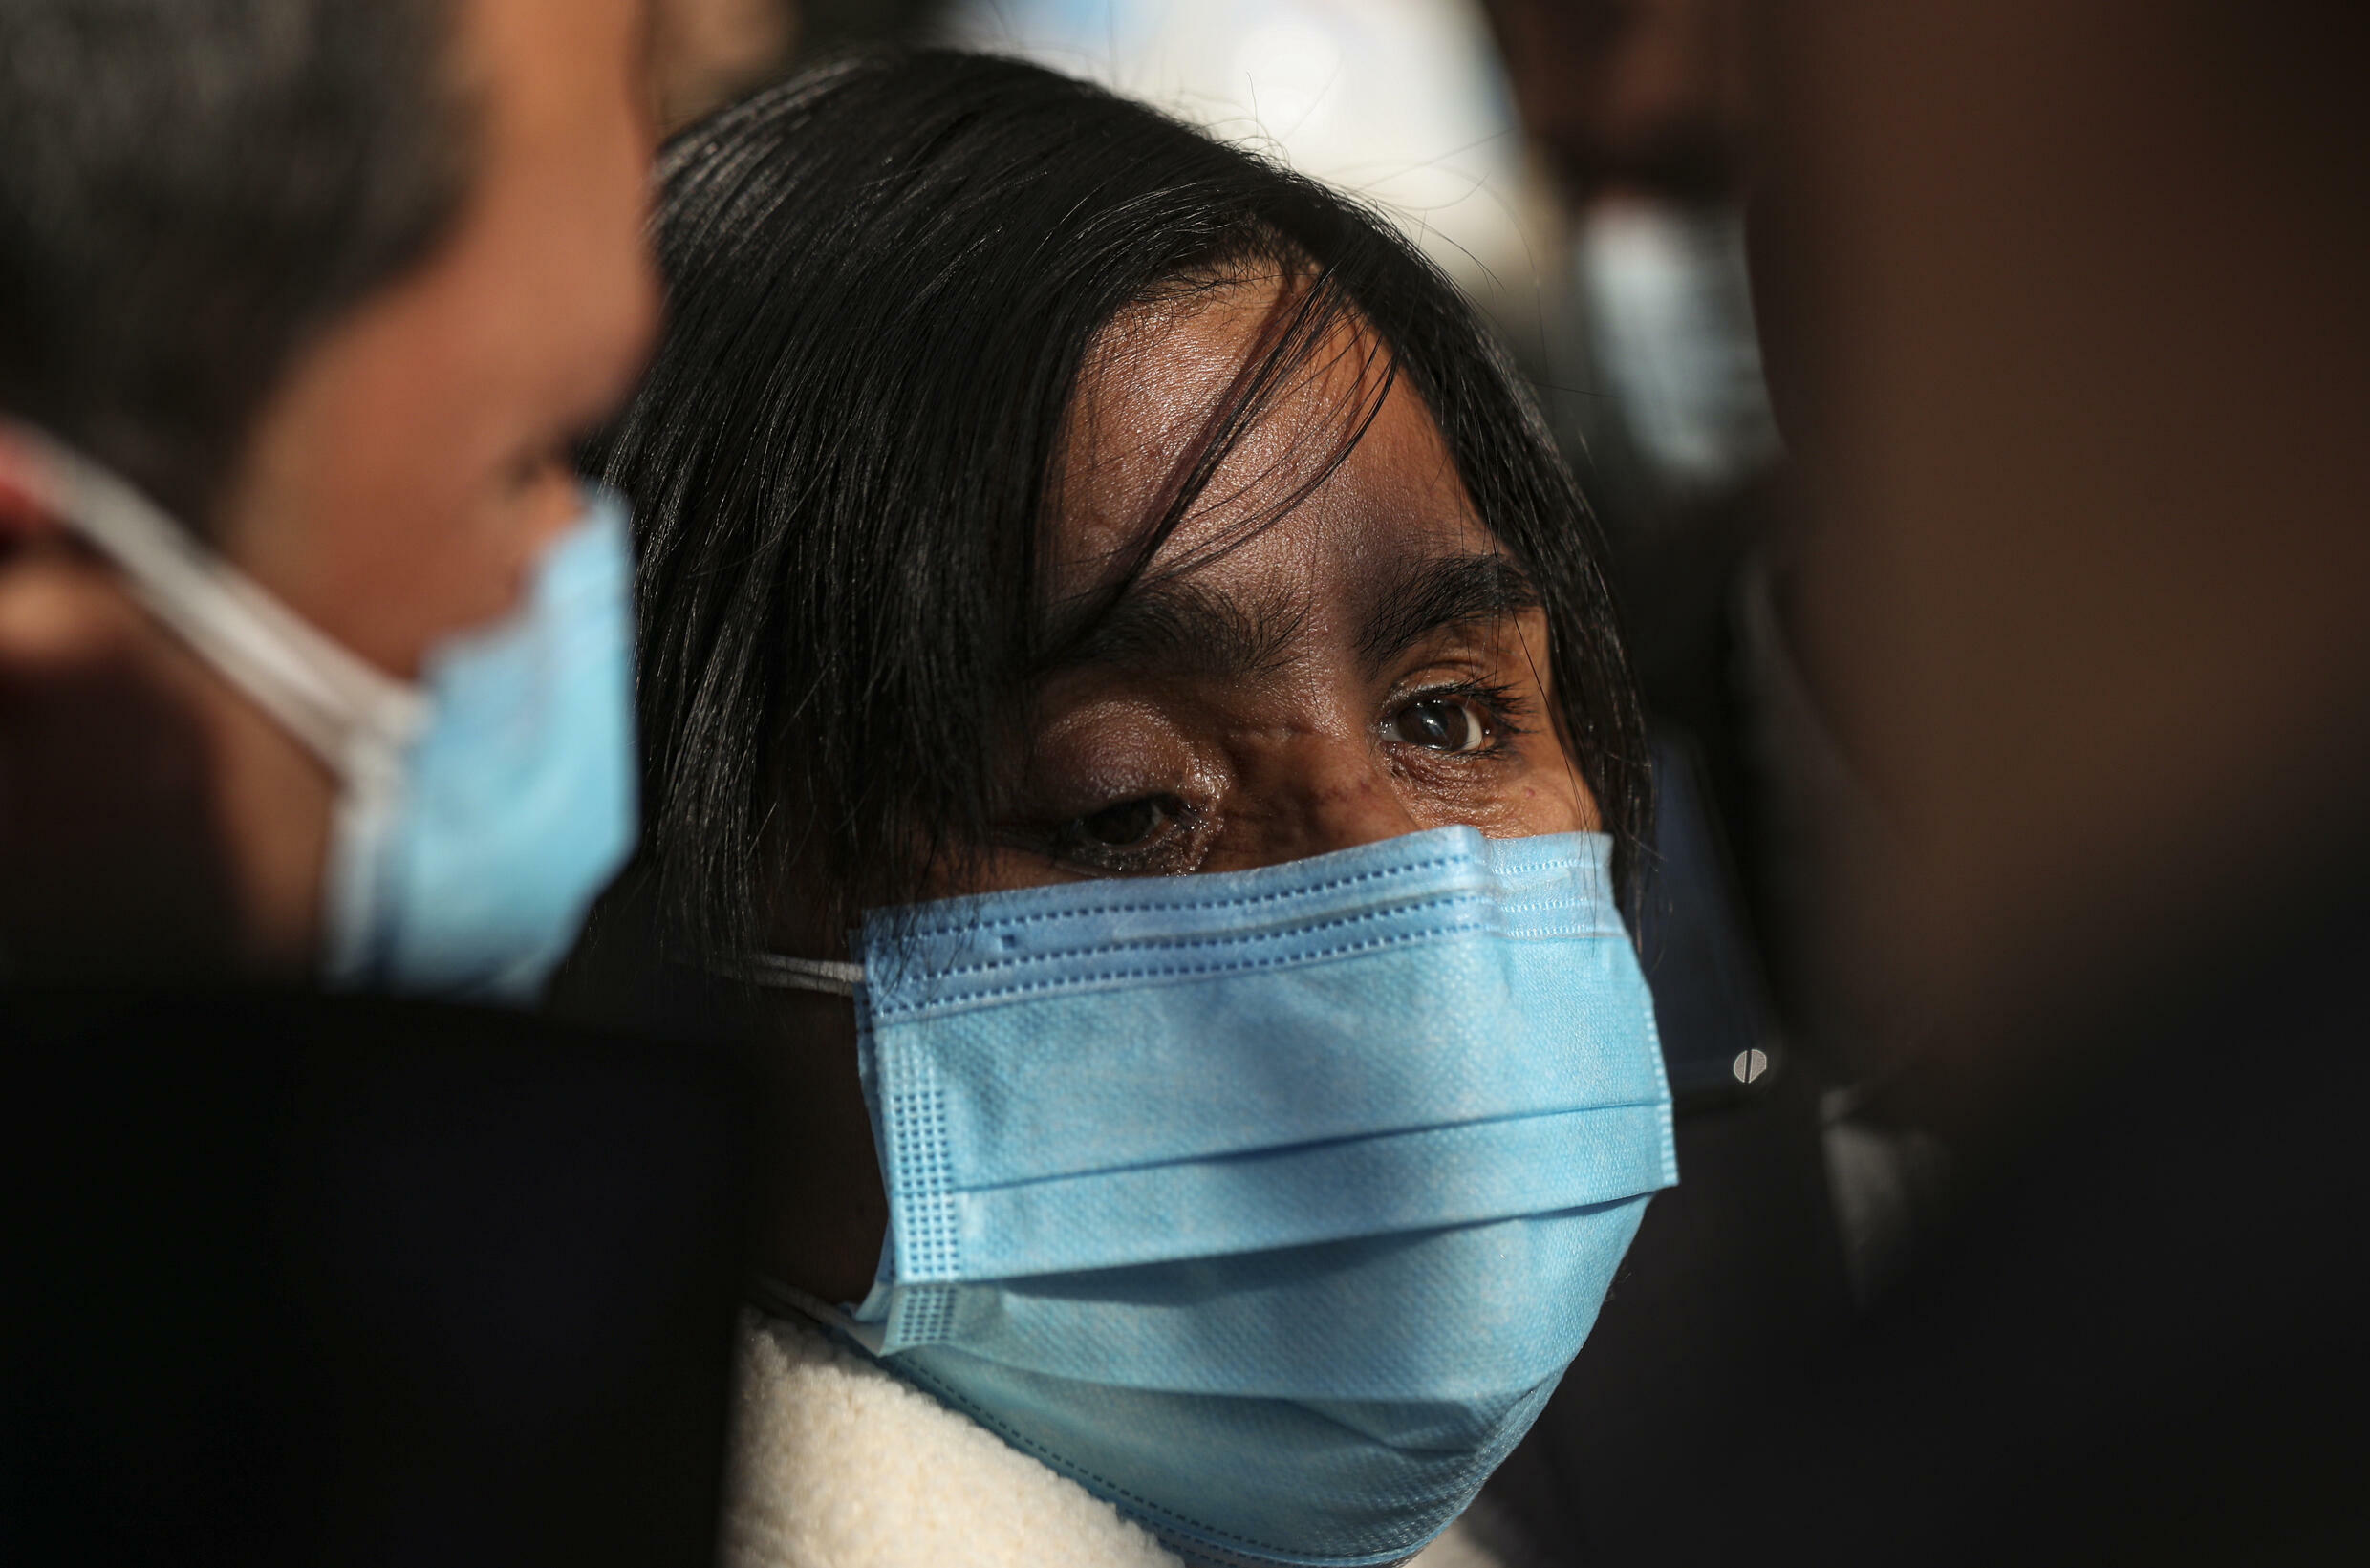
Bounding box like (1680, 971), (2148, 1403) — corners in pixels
(1050, 277), (1497, 610)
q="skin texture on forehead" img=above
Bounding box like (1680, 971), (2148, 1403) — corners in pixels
(1050, 271), (1451, 595)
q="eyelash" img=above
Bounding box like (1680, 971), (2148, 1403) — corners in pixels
(1390, 677), (1535, 753)
(1043, 792), (1203, 876)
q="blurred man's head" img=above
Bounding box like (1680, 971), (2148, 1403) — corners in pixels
(0, 0), (657, 980)
(1751, 0), (2370, 1126)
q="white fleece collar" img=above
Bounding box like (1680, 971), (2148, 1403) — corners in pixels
(721, 1311), (1518, 1568)
(722, 1311), (1183, 1568)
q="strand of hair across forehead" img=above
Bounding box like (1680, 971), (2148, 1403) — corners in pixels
(1033, 258), (1398, 672)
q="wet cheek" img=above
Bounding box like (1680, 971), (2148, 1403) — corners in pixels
(1513, 769), (1598, 834)
(1391, 755), (1594, 838)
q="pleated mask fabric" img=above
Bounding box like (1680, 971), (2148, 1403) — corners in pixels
(763, 827), (1676, 1568)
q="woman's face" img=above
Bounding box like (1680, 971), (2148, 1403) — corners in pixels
(757, 278), (1597, 1302)
(991, 277), (1598, 889)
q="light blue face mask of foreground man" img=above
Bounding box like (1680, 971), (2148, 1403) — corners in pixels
(5, 424), (637, 1003)
(751, 825), (1679, 1568)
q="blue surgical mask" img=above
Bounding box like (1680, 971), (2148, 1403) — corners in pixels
(751, 827), (1677, 1568)
(12, 425), (637, 1003)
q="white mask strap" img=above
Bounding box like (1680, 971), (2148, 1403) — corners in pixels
(4, 422), (428, 781)
(749, 1275), (887, 1353)
(743, 953), (867, 996)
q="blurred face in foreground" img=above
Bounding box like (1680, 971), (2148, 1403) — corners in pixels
(0, 0), (657, 977)
(765, 275), (1599, 1299)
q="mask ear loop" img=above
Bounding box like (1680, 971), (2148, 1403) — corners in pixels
(735, 953), (868, 995)
(731, 950), (893, 1354)
(0, 421), (429, 775)
(2, 421), (434, 984)
(748, 1273), (890, 1354)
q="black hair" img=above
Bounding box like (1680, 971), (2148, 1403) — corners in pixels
(0, 0), (473, 531)
(581, 49), (1649, 976)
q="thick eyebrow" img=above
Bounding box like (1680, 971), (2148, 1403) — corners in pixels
(1048, 575), (1310, 681)
(1355, 551), (1543, 671)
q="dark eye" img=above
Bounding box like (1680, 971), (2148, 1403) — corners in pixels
(1388, 696), (1492, 754)
(1066, 793), (1179, 850)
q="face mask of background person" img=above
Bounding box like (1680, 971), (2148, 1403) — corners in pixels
(0, 0), (658, 986)
(558, 54), (1662, 1566)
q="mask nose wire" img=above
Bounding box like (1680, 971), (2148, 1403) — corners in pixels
(6, 421), (428, 780)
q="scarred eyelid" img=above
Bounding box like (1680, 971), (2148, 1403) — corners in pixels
(1044, 791), (1209, 876)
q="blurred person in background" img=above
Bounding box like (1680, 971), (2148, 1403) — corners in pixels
(1648, 1), (2370, 1561)
(644, 0), (947, 132)
(0, 3), (748, 1562)
(562, 51), (1672, 1568)
(650, 0), (801, 130)
(942, 0), (1555, 323)
(1485, 0), (1777, 509)
(1459, 7), (1874, 1561)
